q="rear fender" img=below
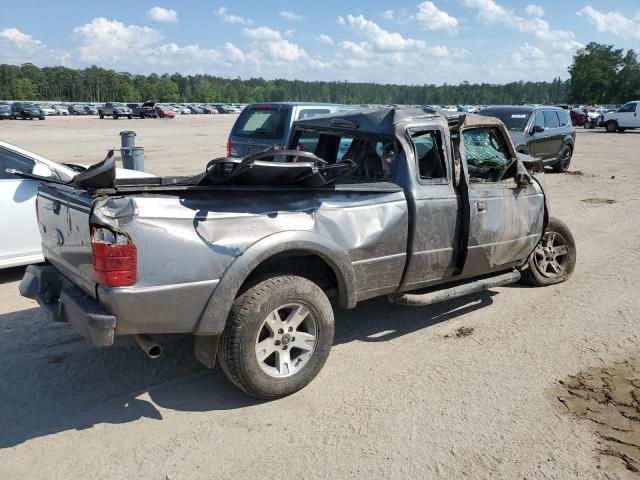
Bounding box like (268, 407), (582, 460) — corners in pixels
(194, 230), (357, 335)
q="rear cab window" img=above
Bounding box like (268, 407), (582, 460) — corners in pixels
(297, 109), (330, 120)
(291, 129), (396, 181)
(231, 106), (289, 140)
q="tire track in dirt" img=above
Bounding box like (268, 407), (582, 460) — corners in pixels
(554, 358), (640, 477)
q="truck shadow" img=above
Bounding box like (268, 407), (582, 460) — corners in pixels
(0, 291), (496, 448)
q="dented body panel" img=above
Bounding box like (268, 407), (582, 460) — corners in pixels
(24, 107), (549, 348)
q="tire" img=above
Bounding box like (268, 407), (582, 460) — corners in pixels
(128, 115), (132, 120)
(99, 113), (104, 119)
(552, 144), (572, 173)
(618, 128), (626, 133)
(521, 217), (576, 287)
(218, 275), (334, 400)
(606, 121), (617, 133)
(113, 113), (118, 120)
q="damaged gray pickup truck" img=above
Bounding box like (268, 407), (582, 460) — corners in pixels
(19, 107), (576, 399)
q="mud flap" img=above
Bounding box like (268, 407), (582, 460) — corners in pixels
(194, 335), (219, 369)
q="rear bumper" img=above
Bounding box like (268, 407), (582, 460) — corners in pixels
(19, 265), (116, 346)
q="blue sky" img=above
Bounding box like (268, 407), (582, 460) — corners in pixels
(1, 0), (639, 84)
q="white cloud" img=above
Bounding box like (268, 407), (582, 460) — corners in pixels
(215, 7), (253, 25)
(0, 27), (45, 53)
(280, 11), (303, 21)
(383, 10), (395, 20)
(317, 34), (334, 45)
(512, 43), (546, 65)
(241, 26), (281, 41)
(0, 27), (69, 66)
(415, 2), (458, 35)
(525, 4), (544, 18)
(341, 14), (425, 51)
(73, 18), (163, 63)
(223, 42), (245, 62)
(332, 14), (465, 83)
(462, 0), (582, 52)
(577, 6), (640, 40)
(147, 6), (178, 23)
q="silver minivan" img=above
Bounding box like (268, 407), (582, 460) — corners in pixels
(227, 102), (358, 157)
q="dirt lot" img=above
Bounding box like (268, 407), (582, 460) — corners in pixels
(1, 116), (639, 479)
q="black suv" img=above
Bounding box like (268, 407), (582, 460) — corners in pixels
(478, 105), (575, 172)
(11, 102), (45, 120)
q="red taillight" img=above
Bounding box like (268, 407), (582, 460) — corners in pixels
(226, 139), (231, 156)
(91, 227), (137, 287)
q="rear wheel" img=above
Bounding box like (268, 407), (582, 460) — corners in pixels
(521, 217), (576, 287)
(113, 113), (118, 120)
(218, 275), (334, 400)
(127, 115), (132, 120)
(553, 144), (572, 173)
(99, 113), (104, 119)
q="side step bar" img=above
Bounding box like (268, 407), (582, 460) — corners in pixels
(388, 270), (521, 307)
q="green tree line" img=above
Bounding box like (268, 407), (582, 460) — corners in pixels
(0, 42), (637, 105)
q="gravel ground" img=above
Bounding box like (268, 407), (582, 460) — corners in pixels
(0, 116), (639, 479)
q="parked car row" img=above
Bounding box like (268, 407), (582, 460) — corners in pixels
(0, 102), (46, 120)
(0, 100), (246, 120)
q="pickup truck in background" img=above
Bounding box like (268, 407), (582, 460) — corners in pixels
(19, 108), (576, 399)
(603, 100), (640, 132)
(98, 102), (133, 120)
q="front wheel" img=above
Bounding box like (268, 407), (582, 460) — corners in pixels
(521, 217), (576, 287)
(99, 113), (104, 119)
(553, 144), (572, 173)
(218, 275), (334, 400)
(113, 113), (118, 120)
(128, 115), (132, 120)
(606, 121), (617, 133)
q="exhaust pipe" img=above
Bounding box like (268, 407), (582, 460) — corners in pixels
(134, 334), (163, 359)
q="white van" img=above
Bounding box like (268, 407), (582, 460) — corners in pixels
(603, 101), (640, 132)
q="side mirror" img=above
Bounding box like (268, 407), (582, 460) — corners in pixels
(530, 125), (544, 135)
(32, 163), (55, 178)
(516, 171), (531, 188)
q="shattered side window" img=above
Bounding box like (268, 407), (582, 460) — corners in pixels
(461, 128), (513, 183)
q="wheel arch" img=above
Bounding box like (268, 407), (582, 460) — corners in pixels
(194, 231), (357, 336)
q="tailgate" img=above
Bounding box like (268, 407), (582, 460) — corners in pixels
(37, 183), (97, 297)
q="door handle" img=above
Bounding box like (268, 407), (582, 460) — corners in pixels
(475, 201), (487, 212)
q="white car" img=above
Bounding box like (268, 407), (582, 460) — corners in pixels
(39, 105), (58, 116)
(0, 141), (155, 269)
(53, 105), (70, 116)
